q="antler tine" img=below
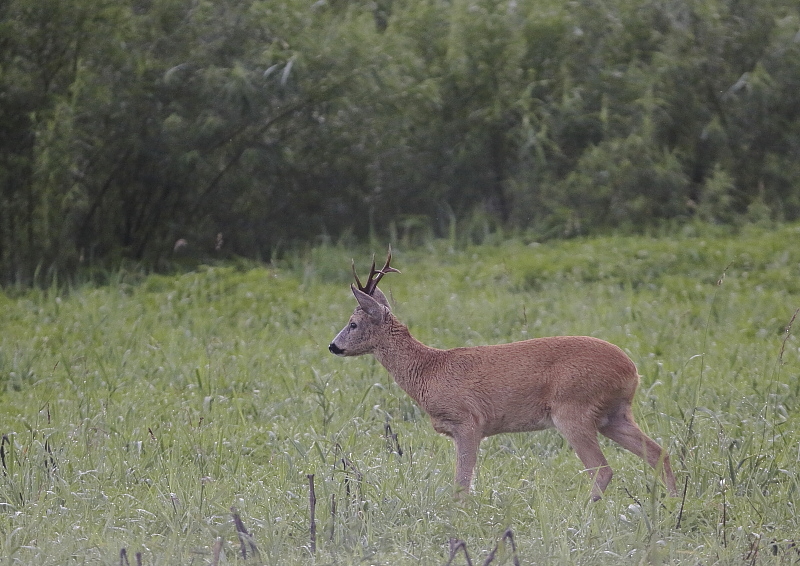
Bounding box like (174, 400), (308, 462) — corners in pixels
(381, 245), (401, 276)
(351, 259), (364, 292)
(368, 254), (378, 281)
(359, 254), (378, 294)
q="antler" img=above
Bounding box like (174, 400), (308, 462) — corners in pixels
(352, 246), (400, 295)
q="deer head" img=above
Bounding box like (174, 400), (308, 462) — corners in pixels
(329, 247), (400, 356)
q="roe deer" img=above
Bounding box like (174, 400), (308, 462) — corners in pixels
(328, 249), (678, 500)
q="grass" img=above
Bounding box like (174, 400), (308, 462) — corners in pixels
(1, 224), (799, 564)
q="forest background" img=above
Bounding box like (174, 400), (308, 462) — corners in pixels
(2, 0), (800, 285)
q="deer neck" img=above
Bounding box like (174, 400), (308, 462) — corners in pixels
(372, 316), (440, 403)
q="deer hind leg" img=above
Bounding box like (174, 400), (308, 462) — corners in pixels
(599, 406), (678, 496)
(554, 414), (612, 501)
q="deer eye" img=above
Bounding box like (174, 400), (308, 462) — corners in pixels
(349, 322), (357, 329)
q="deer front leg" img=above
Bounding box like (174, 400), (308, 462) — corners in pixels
(451, 424), (482, 494)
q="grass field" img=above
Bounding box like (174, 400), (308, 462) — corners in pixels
(1, 224), (799, 565)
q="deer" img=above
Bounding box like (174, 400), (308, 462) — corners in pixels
(328, 248), (678, 501)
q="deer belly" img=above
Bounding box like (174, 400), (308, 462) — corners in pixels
(485, 411), (554, 436)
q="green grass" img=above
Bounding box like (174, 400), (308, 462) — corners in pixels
(1, 224), (799, 564)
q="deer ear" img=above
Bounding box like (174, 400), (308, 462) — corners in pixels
(370, 287), (391, 310)
(352, 285), (387, 323)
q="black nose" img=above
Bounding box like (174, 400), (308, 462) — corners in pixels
(329, 343), (343, 355)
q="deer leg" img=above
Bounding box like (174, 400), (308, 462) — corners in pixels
(451, 425), (482, 494)
(599, 407), (678, 496)
(554, 415), (612, 501)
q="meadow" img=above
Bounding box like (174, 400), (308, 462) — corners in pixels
(1, 224), (799, 565)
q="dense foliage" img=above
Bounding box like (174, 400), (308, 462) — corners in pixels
(2, 0), (799, 283)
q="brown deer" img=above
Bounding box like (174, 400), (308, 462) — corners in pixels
(329, 249), (678, 500)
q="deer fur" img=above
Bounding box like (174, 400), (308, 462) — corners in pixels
(329, 250), (678, 500)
